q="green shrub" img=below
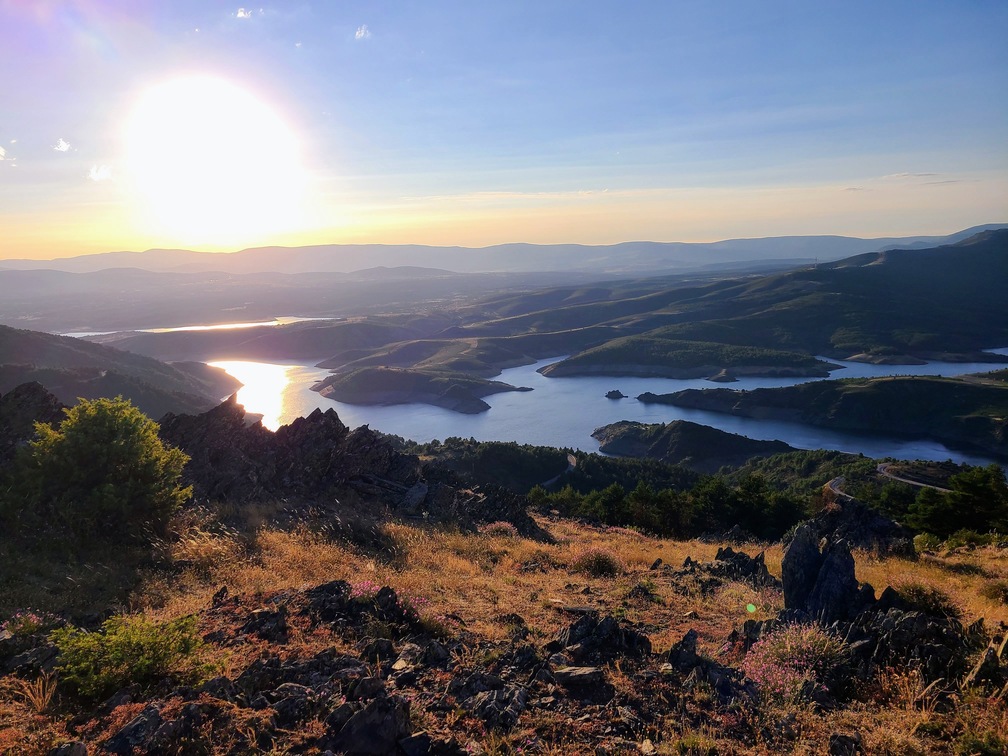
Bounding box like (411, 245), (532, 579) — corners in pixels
(955, 730), (1007, 756)
(11, 396), (190, 541)
(944, 529), (1000, 549)
(913, 532), (941, 553)
(569, 547), (624, 577)
(51, 614), (205, 700)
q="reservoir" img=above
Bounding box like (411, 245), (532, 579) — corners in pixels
(208, 350), (1008, 466)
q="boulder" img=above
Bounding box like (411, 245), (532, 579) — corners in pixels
(328, 695), (411, 755)
(545, 612), (651, 663)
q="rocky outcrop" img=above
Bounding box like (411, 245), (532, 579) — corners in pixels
(781, 524), (866, 622)
(809, 496), (915, 557)
(776, 529), (988, 687)
(0, 382), (65, 466)
(158, 396), (542, 536)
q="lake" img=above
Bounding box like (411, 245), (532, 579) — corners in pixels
(208, 349), (1008, 466)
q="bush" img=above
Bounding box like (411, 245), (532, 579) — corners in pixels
(979, 579), (1008, 605)
(570, 547), (624, 577)
(0, 609), (59, 638)
(894, 580), (961, 619)
(955, 731), (1007, 756)
(11, 396), (190, 541)
(742, 623), (847, 703)
(912, 532), (941, 553)
(480, 521), (520, 538)
(51, 614), (205, 700)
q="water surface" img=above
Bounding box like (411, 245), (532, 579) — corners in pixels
(209, 352), (1008, 466)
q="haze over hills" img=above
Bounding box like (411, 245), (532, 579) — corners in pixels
(2, 225), (1004, 276)
(84, 229), (1008, 425)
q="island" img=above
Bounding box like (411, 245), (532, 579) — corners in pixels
(592, 419), (794, 473)
(312, 366), (531, 414)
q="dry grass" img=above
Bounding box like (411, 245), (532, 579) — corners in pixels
(9, 506), (1004, 755)
(855, 546), (1008, 626)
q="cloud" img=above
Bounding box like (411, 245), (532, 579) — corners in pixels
(879, 172), (938, 181)
(54, 138), (71, 152)
(88, 165), (112, 182)
(236, 7), (252, 19)
(355, 24), (371, 40)
(0, 146), (5, 160)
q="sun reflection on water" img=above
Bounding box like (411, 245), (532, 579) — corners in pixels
(208, 361), (291, 431)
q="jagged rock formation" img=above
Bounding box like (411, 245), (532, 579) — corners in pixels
(158, 394), (542, 536)
(778, 527), (993, 686)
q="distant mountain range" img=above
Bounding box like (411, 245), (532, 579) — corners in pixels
(2, 224), (1004, 275)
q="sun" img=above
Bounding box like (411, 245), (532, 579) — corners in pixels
(123, 76), (305, 245)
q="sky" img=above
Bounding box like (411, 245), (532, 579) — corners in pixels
(1, 1), (1007, 259)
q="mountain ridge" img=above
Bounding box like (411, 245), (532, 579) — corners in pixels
(2, 224), (1004, 275)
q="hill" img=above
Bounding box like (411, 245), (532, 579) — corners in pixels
(0, 325), (238, 417)
(592, 419), (794, 472)
(641, 374), (1008, 459)
(533, 229), (1008, 377)
(312, 366), (532, 414)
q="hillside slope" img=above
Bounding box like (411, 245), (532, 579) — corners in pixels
(0, 325), (238, 416)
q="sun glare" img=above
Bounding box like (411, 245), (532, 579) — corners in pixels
(124, 76), (305, 245)
(209, 360), (290, 431)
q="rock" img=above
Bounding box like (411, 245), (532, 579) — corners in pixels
(711, 547), (779, 587)
(463, 686), (528, 731)
(303, 580), (353, 623)
(782, 523), (823, 612)
(962, 647), (1005, 691)
(348, 677), (386, 701)
(0, 382), (65, 468)
(399, 731), (433, 756)
(667, 629), (700, 672)
(400, 481), (429, 513)
(104, 705), (163, 755)
(198, 676), (238, 702)
(805, 540), (859, 623)
(328, 695), (411, 755)
(810, 498), (915, 558)
(6, 642), (59, 676)
(605, 390), (627, 399)
(361, 638), (396, 663)
(828, 732), (865, 756)
(552, 665), (615, 703)
(49, 743), (87, 756)
(449, 672), (504, 699)
(545, 612), (651, 663)
(240, 606), (289, 643)
(423, 640), (451, 667)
